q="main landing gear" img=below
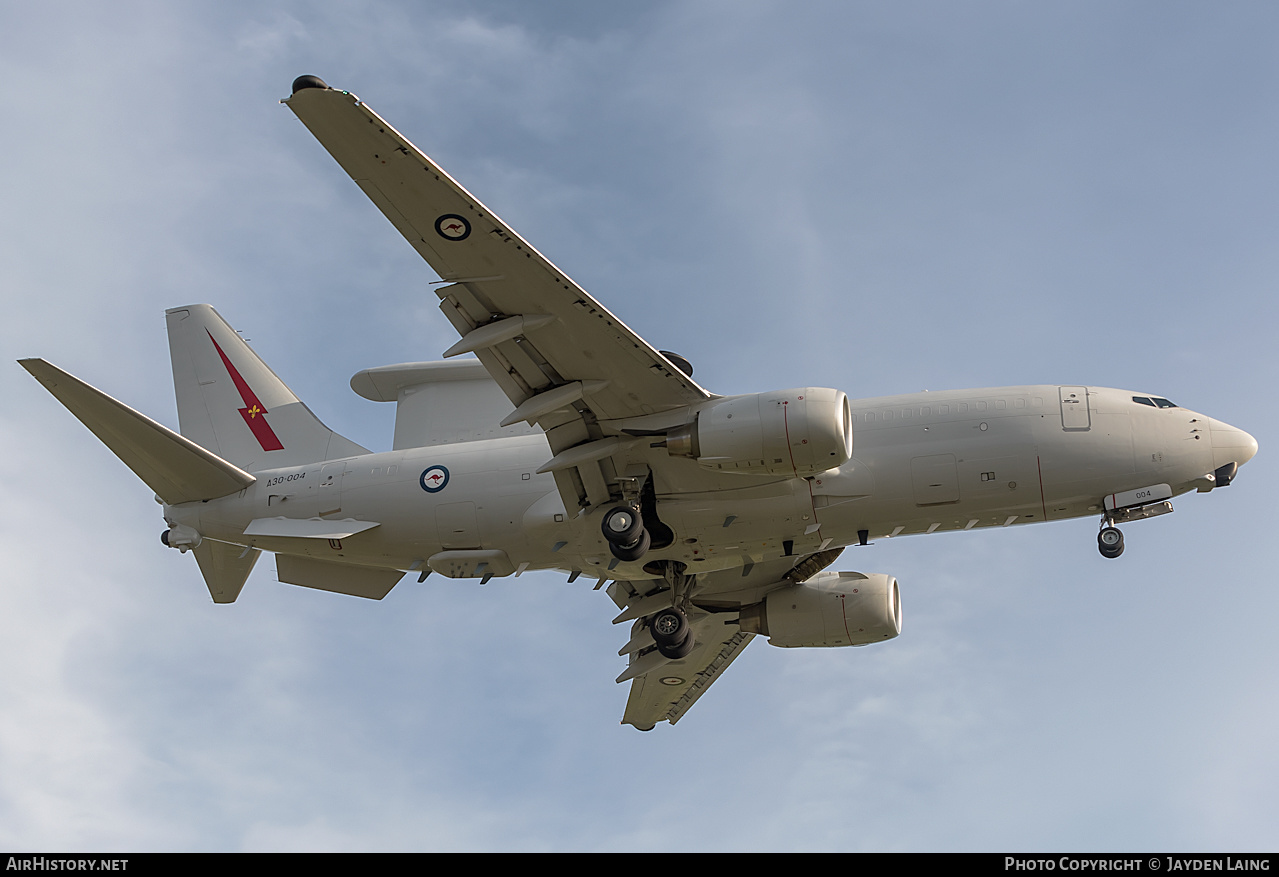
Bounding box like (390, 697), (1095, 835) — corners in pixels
(601, 503), (651, 562)
(1097, 525), (1124, 559)
(649, 606), (695, 659)
(644, 561), (696, 659)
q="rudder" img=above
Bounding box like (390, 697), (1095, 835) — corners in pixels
(166, 304), (367, 471)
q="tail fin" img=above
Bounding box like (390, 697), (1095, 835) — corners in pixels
(166, 305), (367, 471)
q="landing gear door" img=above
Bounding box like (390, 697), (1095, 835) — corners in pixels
(1059, 387), (1091, 431)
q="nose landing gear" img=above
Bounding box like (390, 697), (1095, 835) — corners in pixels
(1095, 485), (1179, 558)
(1097, 525), (1124, 559)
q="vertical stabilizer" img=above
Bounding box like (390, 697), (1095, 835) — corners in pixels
(166, 305), (367, 471)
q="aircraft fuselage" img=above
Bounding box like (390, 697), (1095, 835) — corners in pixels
(165, 382), (1246, 594)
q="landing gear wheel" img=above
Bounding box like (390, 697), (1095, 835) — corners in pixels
(651, 607), (695, 659)
(657, 636), (695, 660)
(651, 607), (688, 643)
(1098, 526), (1124, 559)
(609, 528), (651, 562)
(601, 505), (643, 545)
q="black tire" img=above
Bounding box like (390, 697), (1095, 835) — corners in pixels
(1098, 527), (1124, 558)
(602, 505), (644, 545)
(650, 607), (688, 646)
(609, 528), (651, 562)
(657, 634), (695, 659)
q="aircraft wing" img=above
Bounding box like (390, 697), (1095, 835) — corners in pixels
(607, 554), (828, 729)
(620, 623), (755, 730)
(284, 80), (712, 512)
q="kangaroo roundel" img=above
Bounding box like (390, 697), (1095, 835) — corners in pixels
(434, 214), (471, 241)
(419, 465), (449, 493)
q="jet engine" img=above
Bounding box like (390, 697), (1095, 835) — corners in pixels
(665, 387), (852, 476)
(738, 571), (901, 648)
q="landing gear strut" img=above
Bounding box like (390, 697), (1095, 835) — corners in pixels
(1098, 525), (1124, 559)
(642, 561), (697, 659)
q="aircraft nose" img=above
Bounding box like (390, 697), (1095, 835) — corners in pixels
(1207, 418), (1258, 469)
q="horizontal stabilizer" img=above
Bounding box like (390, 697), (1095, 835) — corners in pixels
(19, 358), (256, 504)
(193, 540), (260, 603)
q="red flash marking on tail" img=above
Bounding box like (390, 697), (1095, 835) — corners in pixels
(207, 331), (284, 451)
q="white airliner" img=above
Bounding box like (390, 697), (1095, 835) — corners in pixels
(19, 77), (1258, 730)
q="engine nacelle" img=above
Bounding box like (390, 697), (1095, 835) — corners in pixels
(666, 387), (852, 476)
(739, 571), (901, 648)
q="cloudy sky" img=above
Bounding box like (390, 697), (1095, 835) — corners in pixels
(2, 1), (1276, 852)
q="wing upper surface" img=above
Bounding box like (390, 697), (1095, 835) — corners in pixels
(285, 81), (712, 511)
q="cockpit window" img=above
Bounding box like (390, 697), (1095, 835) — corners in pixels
(1133, 395), (1178, 409)
(1133, 396), (1156, 407)
(1153, 397), (1177, 409)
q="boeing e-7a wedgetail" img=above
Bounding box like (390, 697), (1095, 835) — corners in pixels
(20, 77), (1258, 730)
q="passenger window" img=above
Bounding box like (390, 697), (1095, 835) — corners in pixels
(995, 400), (1007, 410)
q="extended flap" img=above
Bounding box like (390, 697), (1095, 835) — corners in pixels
(245, 517), (380, 539)
(275, 555), (404, 600)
